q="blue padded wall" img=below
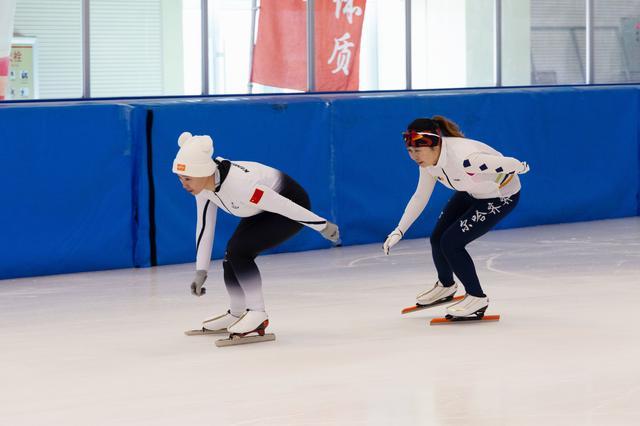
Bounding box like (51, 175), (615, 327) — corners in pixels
(1, 85), (638, 278)
(0, 104), (138, 279)
(144, 86), (639, 263)
(145, 97), (335, 266)
(330, 86), (640, 245)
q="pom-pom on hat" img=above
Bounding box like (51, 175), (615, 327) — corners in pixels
(172, 132), (217, 177)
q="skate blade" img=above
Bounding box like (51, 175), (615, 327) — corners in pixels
(184, 328), (228, 336)
(430, 314), (500, 325)
(215, 333), (276, 347)
(401, 295), (465, 314)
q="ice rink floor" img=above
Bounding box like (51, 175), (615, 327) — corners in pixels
(1, 217), (639, 425)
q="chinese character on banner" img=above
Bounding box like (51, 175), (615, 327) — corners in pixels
(328, 32), (354, 75)
(333, 0), (363, 24)
(251, 0), (367, 92)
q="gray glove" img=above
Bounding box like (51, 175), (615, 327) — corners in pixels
(190, 270), (207, 296)
(320, 221), (340, 244)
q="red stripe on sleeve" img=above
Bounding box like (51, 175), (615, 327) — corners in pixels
(249, 188), (264, 204)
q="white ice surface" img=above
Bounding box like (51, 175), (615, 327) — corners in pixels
(1, 218), (639, 426)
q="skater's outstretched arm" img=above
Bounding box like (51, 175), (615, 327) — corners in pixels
(463, 153), (529, 175)
(384, 167), (436, 254)
(397, 167), (437, 234)
(247, 184), (339, 242)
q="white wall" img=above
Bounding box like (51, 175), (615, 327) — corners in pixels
(13, 0), (82, 99)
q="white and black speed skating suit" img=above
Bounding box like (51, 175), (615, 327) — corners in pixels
(194, 158), (329, 316)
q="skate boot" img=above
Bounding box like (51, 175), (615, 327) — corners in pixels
(215, 310), (276, 347)
(203, 311), (242, 331)
(184, 310), (240, 336)
(417, 281), (458, 305)
(445, 295), (488, 319)
(401, 282), (462, 314)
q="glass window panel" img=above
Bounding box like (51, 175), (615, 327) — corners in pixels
(90, 0), (201, 98)
(594, 0), (640, 84)
(182, 0), (202, 95)
(411, 0), (494, 90)
(207, 0), (253, 95)
(359, 0), (406, 91)
(530, 0), (586, 85)
(12, 0), (82, 100)
(501, 0), (531, 86)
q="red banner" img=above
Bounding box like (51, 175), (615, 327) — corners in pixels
(0, 57), (8, 100)
(251, 0), (366, 92)
(0, 57), (8, 76)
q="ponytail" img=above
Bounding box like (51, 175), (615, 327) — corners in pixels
(432, 116), (464, 137)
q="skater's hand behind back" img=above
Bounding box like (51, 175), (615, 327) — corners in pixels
(191, 270), (208, 296)
(383, 228), (403, 255)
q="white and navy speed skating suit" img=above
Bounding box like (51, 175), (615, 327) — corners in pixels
(397, 137), (525, 297)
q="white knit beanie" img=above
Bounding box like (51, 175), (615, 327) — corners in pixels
(172, 132), (217, 177)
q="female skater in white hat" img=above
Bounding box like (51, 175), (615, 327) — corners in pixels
(173, 132), (339, 345)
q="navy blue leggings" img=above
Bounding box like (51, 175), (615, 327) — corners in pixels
(430, 191), (520, 297)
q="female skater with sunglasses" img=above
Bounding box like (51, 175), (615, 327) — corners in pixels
(383, 116), (529, 320)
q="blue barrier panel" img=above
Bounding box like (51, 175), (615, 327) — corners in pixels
(145, 97), (334, 266)
(0, 104), (137, 279)
(331, 86), (639, 245)
(1, 85), (638, 277)
(467, 87), (639, 227)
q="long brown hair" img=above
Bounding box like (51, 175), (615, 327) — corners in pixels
(432, 116), (464, 137)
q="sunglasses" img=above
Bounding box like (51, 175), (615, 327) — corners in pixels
(402, 130), (441, 147)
